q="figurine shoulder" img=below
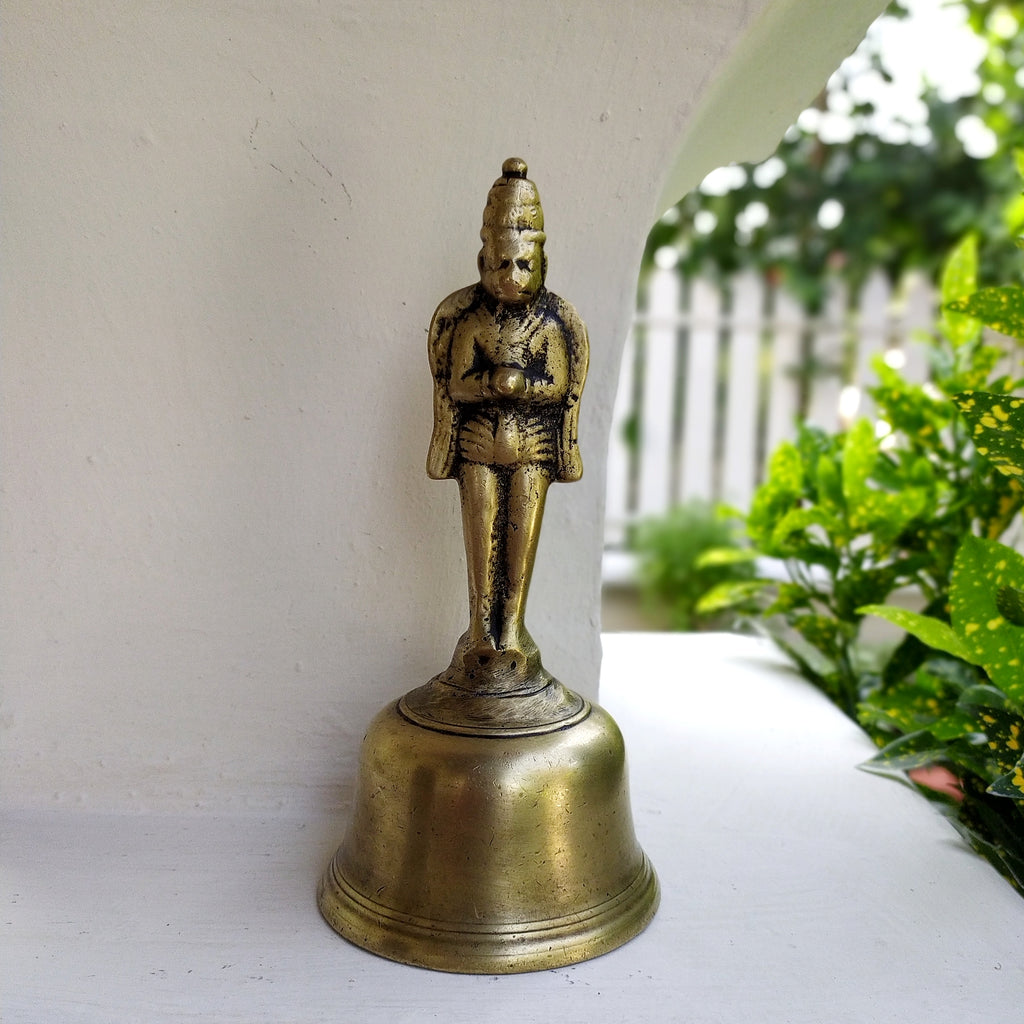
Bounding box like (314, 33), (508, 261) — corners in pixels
(543, 291), (588, 345)
(430, 285), (480, 330)
(428, 285), (480, 373)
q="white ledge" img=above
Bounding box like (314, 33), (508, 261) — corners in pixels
(5, 633), (1021, 1021)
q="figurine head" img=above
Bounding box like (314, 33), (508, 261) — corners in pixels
(478, 157), (547, 305)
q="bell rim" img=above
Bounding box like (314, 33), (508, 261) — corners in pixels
(318, 851), (659, 974)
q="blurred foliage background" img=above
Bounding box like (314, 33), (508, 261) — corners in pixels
(641, 0), (1024, 311)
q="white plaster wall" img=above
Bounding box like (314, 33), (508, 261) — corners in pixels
(2, 0), (884, 812)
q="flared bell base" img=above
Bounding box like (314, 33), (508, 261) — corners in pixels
(318, 843), (658, 974)
(318, 688), (659, 973)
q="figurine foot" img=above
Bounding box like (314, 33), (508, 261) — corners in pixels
(463, 641), (529, 678)
(399, 613), (586, 733)
(442, 629), (539, 692)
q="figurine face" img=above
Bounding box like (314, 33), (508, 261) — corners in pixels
(479, 234), (544, 305)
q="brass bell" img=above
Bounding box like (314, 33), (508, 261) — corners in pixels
(318, 669), (658, 973)
(318, 159), (658, 972)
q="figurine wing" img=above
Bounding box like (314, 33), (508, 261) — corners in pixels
(426, 287), (476, 480)
(556, 301), (589, 483)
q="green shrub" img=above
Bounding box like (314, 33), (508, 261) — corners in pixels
(702, 220), (1024, 892)
(858, 386), (1024, 891)
(629, 501), (756, 632)
(702, 234), (1024, 714)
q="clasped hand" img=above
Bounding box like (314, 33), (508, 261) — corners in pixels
(489, 365), (528, 398)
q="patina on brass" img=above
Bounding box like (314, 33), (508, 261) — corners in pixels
(318, 158), (659, 973)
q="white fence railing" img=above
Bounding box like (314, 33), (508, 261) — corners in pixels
(604, 268), (937, 553)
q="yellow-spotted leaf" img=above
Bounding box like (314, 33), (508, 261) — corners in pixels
(764, 581), (811, 616)
(841, 418), (876, 521)
(858, 604), (973, 664)
(946, 286), (1024, 342)
(858, 670), (976, 738)
(695, 578), (766, 615)
(954, 694), (1024, 798)
(940, 234), (979, 348)
(861, 729), (948, 774)
(996, 585), (1024, 627)
(954, 391), (1024, 480)
(857, 489), (931, 545)
(951, 535), (1024, 708)
(747, 441), (804, 550)
(815, 452), (844, 510)
(694, 546), (760, 569)
(988, 755), (1024, 801)
(792, 612), (841, 661)
(770, 505), (841, 551)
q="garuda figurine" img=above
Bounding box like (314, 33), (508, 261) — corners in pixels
(426, 157), (589, 686)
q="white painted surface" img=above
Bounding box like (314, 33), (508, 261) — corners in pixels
(2, 1), (886, 812)
(680, 277), (721, 500)
(6, 634), (1021, 1022)
(722, 271), (764, 507)
(604, 327), (636, 550)
(805, 279), (848, 431)
(638, 271), (680, 518)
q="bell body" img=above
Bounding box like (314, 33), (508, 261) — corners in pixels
(318, 693), (659, 973)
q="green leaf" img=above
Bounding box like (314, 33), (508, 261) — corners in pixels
(946, 287), (1024, 342)
(815, 452), (844, 510)
(948, 342), (1007, 394)
(841, 419), (877, 525)
(747, 442), (804, 551)
(988, 758), (1024, 800)
(907, 455), (937, 489)
(770, 505), (841, 551)
(694, 546), (759, 569)
(861, 730), (947, 773)
(961, 703), (1024, 785)
(857, 489), (931, 545)
(761, 622), (836, 692)
(959, 684), (1013, 713)
(858, 669), (968, 738)
(940, 234), (979, 348)
(951, 535), (1024, 707)
(858, 604), (975, 663)
(954, 391), (1024, 480)
(1004, 194), (1024, 241)
(1014, 147), (1024, 184)
(792, 612), (842, 661)
(764, 581), (811, 616)
(996, 585), (1024, 627)
(696, 578), (766, 615)
(834, 566), (899, 619)
(931, 710), (983, 742)
(950, 787), (1024, 892)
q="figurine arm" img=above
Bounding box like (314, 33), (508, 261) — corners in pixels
(426, 292), (472, 480)
(447, 353), (499, 403)
(555, 306), (589, 482)
(518, 353), (566, 403)
(512, 298), (575, 405)
(452, 363), (546, 403)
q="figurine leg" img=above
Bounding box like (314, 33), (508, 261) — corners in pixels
(458, 462), (501, 646)
(499, 462), (550, 652)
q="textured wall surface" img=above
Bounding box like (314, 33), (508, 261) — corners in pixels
(2, 0), (885, 811)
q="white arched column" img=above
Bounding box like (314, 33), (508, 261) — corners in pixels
(2, 0), (886, 810)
